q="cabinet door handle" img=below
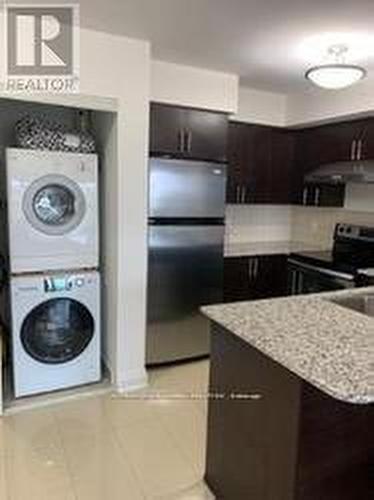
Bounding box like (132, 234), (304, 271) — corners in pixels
(248, 258), (253, 280)
(302, 186), (308, 206)
(357, 139), (362, 160)
(178, 129), (185, 152)
(236, 185), (241, 204)
(291, 270), (297, 295)
(248, 258), (257, 281)
(186, 130), (192, 153)
(254, 258), (259, 279)
(314, 186), (320, 206)
(351, 140), (357, 160)
(241, 186), (246, 204)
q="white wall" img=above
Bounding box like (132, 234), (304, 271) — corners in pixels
(232, 86), (287, 126)
(345, 183), (374, 213)
(286, 77), (374, 127)
(79, 29), (150, 391)
(92, 110), (118, 379)
(236, 79), (374, 129)
(151, 60), (238, 113)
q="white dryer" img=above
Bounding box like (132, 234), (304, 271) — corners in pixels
(6, 148), (99, 273)
(10, 270), (101, 397)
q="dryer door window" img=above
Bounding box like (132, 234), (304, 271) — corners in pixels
(20, 298), (95, 364)
(33, 184), (75, 226)
(23, 174), (86, 236)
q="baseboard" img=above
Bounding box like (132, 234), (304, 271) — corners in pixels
(115, 368), (149, 393)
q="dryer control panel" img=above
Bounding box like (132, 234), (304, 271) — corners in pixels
(44, 276), (85, 293)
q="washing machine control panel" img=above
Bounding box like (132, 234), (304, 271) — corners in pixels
(44, 275), (85, 293)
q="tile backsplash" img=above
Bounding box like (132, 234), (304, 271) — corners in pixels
(291, 206), (374, 249)
(226, 204), (374, 249)
(225, 205), (292, 244)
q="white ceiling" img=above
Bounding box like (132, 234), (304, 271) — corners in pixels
(21, 0), (374, 93)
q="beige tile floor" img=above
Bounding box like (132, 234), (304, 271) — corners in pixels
(0, 360), (214, 500)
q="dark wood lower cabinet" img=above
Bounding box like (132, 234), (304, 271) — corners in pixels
(224, 254), (288, 303)
(205, 324), (374, 500)
(223, 256), (257, 302)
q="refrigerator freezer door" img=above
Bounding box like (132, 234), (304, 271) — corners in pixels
(149, 158), (226, 219)
(147, 224), (224, 365)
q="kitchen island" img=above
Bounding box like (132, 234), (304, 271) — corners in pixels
(201, 288), (374, 500)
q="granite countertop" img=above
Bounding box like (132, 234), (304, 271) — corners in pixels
(202, 287), (374, 405)
(224, 240), (329, 258)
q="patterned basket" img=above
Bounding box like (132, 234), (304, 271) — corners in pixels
(15, 115), (96, 154)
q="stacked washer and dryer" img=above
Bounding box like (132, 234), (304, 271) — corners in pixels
(4, 148), (101, 398)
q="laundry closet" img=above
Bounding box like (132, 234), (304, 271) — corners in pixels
(0, 97), (117, 412)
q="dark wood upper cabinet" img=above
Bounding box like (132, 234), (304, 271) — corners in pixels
(227, 122), (294, 205)
(267, 128), (295, 204)
(358, 119), (374, 160)
(226, 121), (250, 203)
(245, 124), (272, 204)
(151, 105), (374, 207)
(149, 103), (186, 157)
(149, 102), (228, 163)
(292, 118), (374, 207)
(183, 108), (228, 163)
(295, 119), (369, 175)
(295, 118), (374, 174)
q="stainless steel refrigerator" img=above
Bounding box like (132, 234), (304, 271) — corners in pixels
(147, 158), (226, 365)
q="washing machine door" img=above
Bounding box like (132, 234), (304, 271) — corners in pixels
(23, 174), (86, 235)
(20, 298), (95, 364)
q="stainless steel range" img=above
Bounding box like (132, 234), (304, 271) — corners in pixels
(288, 223), (374, 295)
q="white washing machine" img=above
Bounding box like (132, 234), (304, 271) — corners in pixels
(10, 270), (101, 397)
(6, 148), (99, 273)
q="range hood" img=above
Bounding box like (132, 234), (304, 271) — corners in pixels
(305, 160), (374, 184)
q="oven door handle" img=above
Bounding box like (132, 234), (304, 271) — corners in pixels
(287, 259), (355, 282)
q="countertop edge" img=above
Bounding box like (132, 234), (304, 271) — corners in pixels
(202, 287), (374, 405)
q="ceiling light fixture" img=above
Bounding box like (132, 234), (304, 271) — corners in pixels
(305, 44), (366, 90)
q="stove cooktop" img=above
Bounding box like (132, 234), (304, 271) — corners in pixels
(289, 250), (357, 276)
(290, 223), (374, 277)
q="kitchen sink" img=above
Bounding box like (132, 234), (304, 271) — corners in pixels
(330, 294), (374, 318)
